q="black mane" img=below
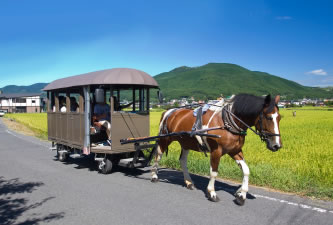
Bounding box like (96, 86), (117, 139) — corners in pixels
(231, 94), (275, 118)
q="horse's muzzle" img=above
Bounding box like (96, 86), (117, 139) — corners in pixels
(267, 142), (282, 152)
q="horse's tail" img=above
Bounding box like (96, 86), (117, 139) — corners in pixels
(157, 108), (179, 157)
(158, 108), (178, 135)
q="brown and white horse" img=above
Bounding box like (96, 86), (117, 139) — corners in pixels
(151, 94), (282, 205)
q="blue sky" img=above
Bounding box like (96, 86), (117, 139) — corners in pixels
(0, 0), (332, 88)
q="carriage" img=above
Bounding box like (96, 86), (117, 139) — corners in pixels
(44, 68), (282, 204)
(43, 68), (160, 173)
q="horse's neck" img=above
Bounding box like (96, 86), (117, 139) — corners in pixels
(231, 105), (259, 129)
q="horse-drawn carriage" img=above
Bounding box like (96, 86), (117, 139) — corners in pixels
(45, 68), (282, 204)
(43, 68), (160, 173)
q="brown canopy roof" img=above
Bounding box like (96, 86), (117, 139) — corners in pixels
(43, 68), (159, 91)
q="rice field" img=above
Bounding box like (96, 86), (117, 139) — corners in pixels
(4, 108), (333, 199)
(4, 113), (48, 139)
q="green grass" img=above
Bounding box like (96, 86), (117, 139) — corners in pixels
(4, 113), (48, 139)
(4, 109), (333, 199)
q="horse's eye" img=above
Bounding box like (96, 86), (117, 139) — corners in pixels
(267, 116), (273, 120)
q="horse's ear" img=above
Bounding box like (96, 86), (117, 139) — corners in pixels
(264, 94), (271, 106)
(275, 95), (280, 104)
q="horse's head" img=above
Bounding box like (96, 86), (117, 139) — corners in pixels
(256, 95), (282, 152)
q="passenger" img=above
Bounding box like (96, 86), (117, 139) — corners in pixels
(70, 97), (79, 112)
(59, 96), (67, 113)
(93, 93), (111, 145)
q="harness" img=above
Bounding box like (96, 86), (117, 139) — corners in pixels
(160, 102), (280, 157)
(222, 104), (247, 136)
(221, 104), (280, 142)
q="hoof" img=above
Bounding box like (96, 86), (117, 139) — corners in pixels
(208, 195), (220, 202)
(234, 195), (245, 206)
(206, 191), (220, 202)
(151, 178), (159, 183)
(186, 183), (196, 190)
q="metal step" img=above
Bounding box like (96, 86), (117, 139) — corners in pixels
(118, 157), (146, 168)
(70, 154), (82, 159)
(94, 157), (105, 161)
(58, 150), (68, 154)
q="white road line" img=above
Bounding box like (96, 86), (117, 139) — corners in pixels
(6, 129), (49, 148)
(254, 194), (332, 214)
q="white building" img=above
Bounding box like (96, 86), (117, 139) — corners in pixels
(0, 93), (43, 113)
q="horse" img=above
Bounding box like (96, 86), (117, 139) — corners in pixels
(151, 94), (282, 205)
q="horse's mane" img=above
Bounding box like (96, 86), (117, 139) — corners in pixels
(231, 94), (275, 118)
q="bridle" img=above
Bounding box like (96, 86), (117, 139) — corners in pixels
(222, 105), (280, 142)
(255, 111), (281, 142)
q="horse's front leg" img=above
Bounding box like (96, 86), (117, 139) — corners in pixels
(151, 144), (163, 183)
(179, 148), (195, 190)
(206, 147), (222, 202)
(231, 151), (250, 206)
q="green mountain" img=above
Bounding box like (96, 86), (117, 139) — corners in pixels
(154, 63), (333, 100)
(0, 83), (48, 94)
(1, 64), (332, 100)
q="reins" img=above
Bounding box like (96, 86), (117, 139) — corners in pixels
(212, 103), (281, 142)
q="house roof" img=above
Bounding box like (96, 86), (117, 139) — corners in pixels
(0, 93), (42, 98)
(43, 68), (159, 91)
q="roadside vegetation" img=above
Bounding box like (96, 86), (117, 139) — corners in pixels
(4, 107), (333, 200)
(4, 113), (48, 139)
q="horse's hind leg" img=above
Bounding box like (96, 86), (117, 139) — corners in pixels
(231, 151), (250, 206)
(179, 148), (195, 190)
(151, 144), (164, 183)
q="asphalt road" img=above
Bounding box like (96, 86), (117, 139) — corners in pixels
(0, 118), (332, 225)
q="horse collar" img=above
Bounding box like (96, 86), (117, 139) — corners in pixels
(222, 104), (247, 136)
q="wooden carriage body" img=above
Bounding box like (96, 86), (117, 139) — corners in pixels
(43, 68), (159, 169)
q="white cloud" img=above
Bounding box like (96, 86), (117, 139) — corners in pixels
(276, 16), (292, 20)
(307, 69), (328, 76)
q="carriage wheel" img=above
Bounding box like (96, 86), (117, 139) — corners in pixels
(98, 157), (113, 174)
(58, 151), (68, 162)
(57, 145), (68, 162)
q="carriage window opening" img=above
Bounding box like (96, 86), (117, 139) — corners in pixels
(139, 89), (145, 111)
(69, 93), (80, 112)
(112, 89), (134, 112)
(105, 90), (111, 105)
(48, 92), (55, 112)
(58, 93), (67, 113)
(134, 89), (140, 112)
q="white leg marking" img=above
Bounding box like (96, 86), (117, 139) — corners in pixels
(236, 160), (250, 199)
(151, 145), (163, 180)
(208, 167), (218, 198)
(179, 149), (193, 186)
(272, 112), (280, 144)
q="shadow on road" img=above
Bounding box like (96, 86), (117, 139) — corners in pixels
(53, 155), (256, 204)
(119, 167), (256, 201)
(54, 155), (99, 172)
(0, 176), (65, 225)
